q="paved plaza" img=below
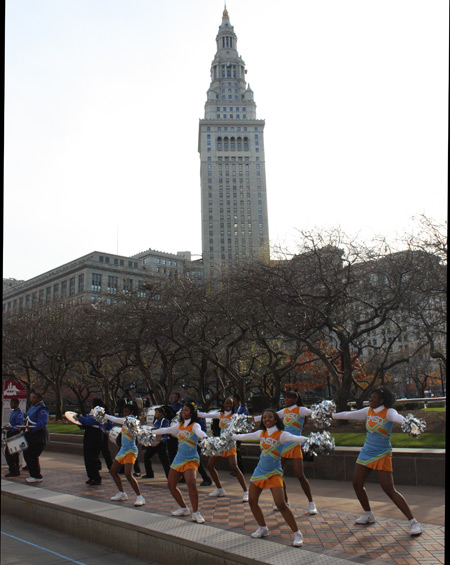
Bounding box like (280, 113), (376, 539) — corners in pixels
(1, 451), (445, 564)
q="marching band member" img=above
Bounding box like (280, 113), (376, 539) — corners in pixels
(23, 392), (49, 484)
(3, 398), (24, 477)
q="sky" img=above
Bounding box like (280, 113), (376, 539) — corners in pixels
(4, 0), (448, 281)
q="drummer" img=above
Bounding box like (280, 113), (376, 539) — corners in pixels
(3, 398), (25, 477)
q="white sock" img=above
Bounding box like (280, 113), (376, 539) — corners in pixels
(410, 518), (417, 524)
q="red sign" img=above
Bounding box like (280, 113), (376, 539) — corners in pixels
(3, 380), (27, 399)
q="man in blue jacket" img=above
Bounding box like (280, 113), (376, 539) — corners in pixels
(23, 392), (49, 484)
(3, 398), (25, 477)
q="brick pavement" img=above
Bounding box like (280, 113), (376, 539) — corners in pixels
(2, 452), (445, 565)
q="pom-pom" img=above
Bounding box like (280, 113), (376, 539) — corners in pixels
(228, 413), (253, 434)
(200, 434), (235, 457)
(302, 430), (335, 456)
(136, 425), (156, 446)
(310, 400), (336, 429)
(92, 406), (107, 425)
(401, 413), (426, 437)
(124, 416), (140, 436)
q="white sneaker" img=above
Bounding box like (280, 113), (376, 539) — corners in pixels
(410, 519), (422, 536)
(242, 491), (249, 502)
(192, 511), (205, 524)
(293, 531), (303, 547)
(309, 502), (318, 515)
(251, 526), (269, 538)
(171, 507), (191, 516)
(209, 487), (226, 497)
(111, 491), (128, 501)
(355, 511), (375, 524)
(134, 495), (145, 506)
(25, 477), (43, 484)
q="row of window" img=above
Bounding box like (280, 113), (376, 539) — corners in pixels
(99, 256), (138, 269)
(206, 126), (259, 132)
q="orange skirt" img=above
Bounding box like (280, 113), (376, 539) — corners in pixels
(173, 461), (199, 474)
(365, 454), (393, 472)
(282, 445), (303, 459)
(251, 475), (284, 490)
(221, 447), (237, 458)
(116, 453), (137, 465)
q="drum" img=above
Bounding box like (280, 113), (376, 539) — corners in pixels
(5, 433), (28, 454)
(108, 426), (121, 444)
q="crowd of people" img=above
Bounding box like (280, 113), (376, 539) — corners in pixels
(2, 387), (423, 547)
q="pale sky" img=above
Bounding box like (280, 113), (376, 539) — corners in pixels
(4, 0), (448, 281)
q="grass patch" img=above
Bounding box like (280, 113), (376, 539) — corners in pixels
(333, 433), (445, 449)
(48, 423), (84, 434)
(424, 407), (446, 412)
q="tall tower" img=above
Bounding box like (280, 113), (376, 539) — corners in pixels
(198, 8), (270, 278)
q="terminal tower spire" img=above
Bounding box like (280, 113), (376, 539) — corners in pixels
(198, 9), (269, 277)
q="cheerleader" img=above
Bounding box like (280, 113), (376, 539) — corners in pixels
(332, 387), (422, 536)
(105, 404), (145, 507)
(232, 409), (307, 547)
(198, 397), (249, 501)
(152, 402), (207, 524)
(253, 391), (317, 514)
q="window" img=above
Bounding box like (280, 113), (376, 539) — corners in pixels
(69, 277), (75, 297)
(107, 276), (118, 294)
(78, 274), (84, 293)
(91, 273), (102, 292)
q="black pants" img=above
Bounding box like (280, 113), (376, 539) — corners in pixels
(167, 437), (178, 463)
(144, 442), (171, 477)
(197, 446), (211, 482)
(5, 432), (20, 473)
(84, 427), (103, 481)
(101, 432), (113, 470)
(236, 441), (245, 473)
(23, 441), (45, 479)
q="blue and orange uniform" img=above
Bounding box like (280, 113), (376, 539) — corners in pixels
(152, 419), (207, 473)
(254, 406), (312, 459)
(198, 410), (236, 457)
(232, 427), (307, 489)
(332, 405), (405, 472)
(106, 415), (139, 465)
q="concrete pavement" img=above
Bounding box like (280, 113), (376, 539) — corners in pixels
(1, 451), (445, 564)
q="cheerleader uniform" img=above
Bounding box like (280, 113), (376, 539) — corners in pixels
(153, 419), (207, 473)
(255, 406), (312, 459)
(198, 411), (236, 457)
(232, 427), (307, 489)
(105, 415), (138, 465)
(333, 405), (405, 471)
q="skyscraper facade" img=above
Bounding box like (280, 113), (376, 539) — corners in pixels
(198, 9), (270, 277)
